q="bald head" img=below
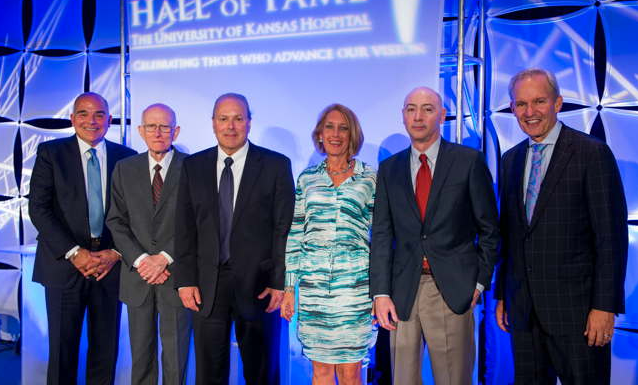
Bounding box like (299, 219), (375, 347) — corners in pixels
(142, 103), (177, 127)
(404, 87), (443, 110)
(402, 86), (446, 151)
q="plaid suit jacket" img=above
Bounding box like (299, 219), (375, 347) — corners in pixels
(497, 125), (628, 335)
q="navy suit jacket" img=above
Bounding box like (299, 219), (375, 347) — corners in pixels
(29, 135), (136, 289)
(370, 139), (500, 317)
(172, 143), (295, 319)
(497, 125), (628, 335)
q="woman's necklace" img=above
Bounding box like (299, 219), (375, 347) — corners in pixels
(326, 159), (354, 176)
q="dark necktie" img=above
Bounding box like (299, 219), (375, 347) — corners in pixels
(525, 143), (548, 223)
(152, 164), (163, 206)
(87, 148), (104, 237)
(415, 154), (432, 221)
(219, 157), (234, 265)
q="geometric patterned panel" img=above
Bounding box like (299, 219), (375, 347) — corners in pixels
(441, 17), (479, 54)
(28, 0), (85, 51)
(21, 54), (85, 120)
(600, 3), (638, 107)
(0, 198), (20, 250)
(91, 0), (121, 50)
(557, 107), (598, 134)
(0, 1), (23, 49)
(88, 53), (121, 117)
(486, 0), (593, 17)
(19, 125), (74, 196)
(599, 108), (638, 220)
(0, 53), (22, 121)
(0, 122), (18, 197)
(490, 112), (527, 154)
(487, 6), (598, 110)
(616, 225), (638, 329)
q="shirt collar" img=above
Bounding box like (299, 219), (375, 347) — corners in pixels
(528, 120), (562, 147)
(217, 140), (249, 163)
(77, 135), (106, 155)
(148, 147), (174, 170)
(411, 136), (441, 164)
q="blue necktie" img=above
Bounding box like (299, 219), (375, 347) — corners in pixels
(525, 144), (547, 223)
(87, 148), (104, 237)
(219, 157), (234, 265)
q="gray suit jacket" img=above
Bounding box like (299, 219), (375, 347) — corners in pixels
(107, 150), (186, 307)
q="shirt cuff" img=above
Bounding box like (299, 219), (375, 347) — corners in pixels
(476, 282), (485, 293)
(65, 245), (80, 260)
(133, 253), (149, 268)
(160, 251), (173, 265)
(373, 294), (390, 299)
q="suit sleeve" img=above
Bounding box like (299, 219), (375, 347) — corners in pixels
(269, 156), (295, 290)
(468, 152), (500, 291)
(586, 143), (628, 314)
(370, 163), (394, 297)
(28, 143), (77, 258)
(494, 154), (509, 301)
(172, 161), (199, 288)
(105, 162), (147, 268)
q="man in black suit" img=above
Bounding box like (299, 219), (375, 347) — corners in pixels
(29, 92), (136, 384)
(496, 68), (628, 384)
(106, 103), (191, 385)
(371, 86), (499, 384)
(173, 93), (294, 385)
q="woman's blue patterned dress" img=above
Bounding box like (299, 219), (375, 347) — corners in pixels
(285, 159), (377, 364)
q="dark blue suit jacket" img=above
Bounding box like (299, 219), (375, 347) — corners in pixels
(370, 138), (500, 317)
(29, 135), (136, 289)
(497, 125), (628, 335)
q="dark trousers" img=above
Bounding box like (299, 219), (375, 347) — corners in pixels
(44, 275), (122, 385)
(511, 311), (611, 385)
(193, 266), (280, 385)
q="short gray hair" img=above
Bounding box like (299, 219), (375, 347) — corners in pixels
(508, 68), (560, 100)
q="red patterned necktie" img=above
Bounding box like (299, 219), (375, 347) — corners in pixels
(415, 154), (432, 221)
(152, 164), (163, 205)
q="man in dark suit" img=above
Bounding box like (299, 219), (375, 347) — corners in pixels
(106, 103), (191, 385)
(496, 68), (628, 384)
(173, 93), (294, 385)
(371, 86), (500, 385)
(29, 92), (136, 385)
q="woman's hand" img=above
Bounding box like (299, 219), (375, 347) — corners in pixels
(281, 291), (295, 322)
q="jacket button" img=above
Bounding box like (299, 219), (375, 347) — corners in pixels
(526, 266), (532, 272)
(422, 235), (427, 240)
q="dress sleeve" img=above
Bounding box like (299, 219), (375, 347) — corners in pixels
(285, 173), (306, 287)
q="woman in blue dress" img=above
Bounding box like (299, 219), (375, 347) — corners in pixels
(281, 104), (376, 385)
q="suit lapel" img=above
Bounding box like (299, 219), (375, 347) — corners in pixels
(155, 150), (184, 214)
(104, 140), (120, 214)
(68, 136), (90, 231)
(423, 139), (455, 229)
(131, 153), (155, 217)
(528, 127), (574, 229)
(232, 144), (262, 228)
(396, 148), (421, 222)
(510, 142), (529, 228)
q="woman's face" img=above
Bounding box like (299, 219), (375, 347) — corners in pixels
(320, 110), (350, 158)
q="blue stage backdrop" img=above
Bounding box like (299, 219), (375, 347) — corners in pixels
(0, 0), (636, 384)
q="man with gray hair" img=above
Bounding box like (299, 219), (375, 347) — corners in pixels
(496, 68), (628, 383)
(107, 103), (192, 384)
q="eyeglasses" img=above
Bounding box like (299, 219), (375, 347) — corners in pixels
(143, 124), (173, 133)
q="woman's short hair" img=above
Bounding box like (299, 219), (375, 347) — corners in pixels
(311, 103), (364, 158)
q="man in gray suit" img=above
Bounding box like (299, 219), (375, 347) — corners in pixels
(107, 103), (192, 384)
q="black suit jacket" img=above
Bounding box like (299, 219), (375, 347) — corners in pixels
(497, 125), (628, 335)
(173, 143), (295, 319)
(29, 135), (137, 289)
(370, 139), (500, 317)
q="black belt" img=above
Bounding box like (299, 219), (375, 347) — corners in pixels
(90, 237), (101, 251)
